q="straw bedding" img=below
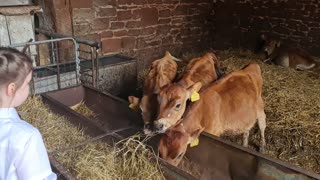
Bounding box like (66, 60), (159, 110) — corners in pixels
(17, 96), (164, 180)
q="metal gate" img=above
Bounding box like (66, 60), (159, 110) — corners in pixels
(8, 29), (102, 95)
(9, 37), (80, 95)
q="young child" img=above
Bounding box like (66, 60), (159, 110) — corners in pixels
(0, 47), (56, 180)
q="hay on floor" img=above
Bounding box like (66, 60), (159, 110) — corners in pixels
(71, 101), (96, 119)
(216, 49), (320, 174)
(17, 96), (164, 180)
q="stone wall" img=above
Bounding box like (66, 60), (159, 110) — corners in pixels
(71, 0), (214, 68)
(212, 0), (320, 55)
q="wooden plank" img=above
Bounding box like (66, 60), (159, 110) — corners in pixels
(0, 6), (41, 16)
(0, 15), (10, 46)
(7, 15), (36, 66)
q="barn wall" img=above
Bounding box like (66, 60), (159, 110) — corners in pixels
(212, 0), (320, 55)
(70, 0), (214, 68)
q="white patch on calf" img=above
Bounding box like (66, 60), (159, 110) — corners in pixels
(296, 63), (316, 70)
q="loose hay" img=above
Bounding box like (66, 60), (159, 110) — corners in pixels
(72, 101), (96, 119)
(216, 49), (320, 174)
(17, 96), (164, 180)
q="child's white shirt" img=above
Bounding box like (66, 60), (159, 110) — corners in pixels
(0, 108), (57, 180)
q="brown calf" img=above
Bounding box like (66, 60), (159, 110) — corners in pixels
(128, 51), (178, 134)
(159, 63), (266, 166)
(154, 52), (221, 133)
(261, 34), (316, 70)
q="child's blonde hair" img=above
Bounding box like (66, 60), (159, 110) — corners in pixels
(0, 47), (32, 93)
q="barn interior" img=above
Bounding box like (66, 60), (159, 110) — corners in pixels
(1, 0), (320, 179)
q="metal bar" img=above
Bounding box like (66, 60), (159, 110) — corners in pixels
(36, 28), (101, 49)
(90, 47), (96, 88)
(95, 48), (99, 89)
(55, 46), (61, 90)
(10, 37), (80, 93)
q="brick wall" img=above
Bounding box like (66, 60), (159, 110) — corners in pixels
(212, 0), (320, 55)
(71, 0), (214, 68)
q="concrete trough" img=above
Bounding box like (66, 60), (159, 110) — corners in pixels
(33, 54), (137, 99)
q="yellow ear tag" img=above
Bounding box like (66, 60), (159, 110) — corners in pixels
(129, 103), (138, 111)
(190, 138), (199, 147)
(190, 91), (200, 102)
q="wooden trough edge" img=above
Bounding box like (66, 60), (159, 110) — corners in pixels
(202, 132), (320, 179)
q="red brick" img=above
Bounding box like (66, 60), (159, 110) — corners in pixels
(132, 9), (141, 19)
(161, 36), (174, 45)
(117, 10), (132, 21)
(141, 8), (158, 26)
(102, 38), (122, 53)
(136, 38), (147, 48)
(91, 18), (110, 30)
(173, 5), (189, 16)
(93, 0), (116, 6)
(158, 18), (171, 24)
(73, 9), (95, 24)
(114, 30), (128, 37)
(141, 27), (156, 35)
(77, 33), (100, 41)
(147, 0), (163, 4)
(52, 0), (68, 9)
(97, 7), (117, 17)
(118, 0), (134, 5)
(128, 29), (141, 36)
(147, 40), (161, 46)
(111, 22), (125, 30)
(73, 23), (91, 36)
(71, 0), (92, 8)
(134, 0), (148, 5)
(100, 31), (113, 38)
(172, 17), (184, 24)
(159, 9), (171, 18)
(126, 21), (141, 28)
(156, 25), (170, 35)
(122, 37), (136, 49)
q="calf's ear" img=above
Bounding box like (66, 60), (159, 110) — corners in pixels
(187, 82), (202, 94)
(190, 127), (204, 140)
(187, 82), (202, 100)
(128, 96), (140, 105)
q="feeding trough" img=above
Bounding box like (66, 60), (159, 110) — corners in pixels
(40, 85), (319, 180)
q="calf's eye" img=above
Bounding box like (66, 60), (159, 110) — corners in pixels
(177, 153), (183, 159)
(175, 104), (181, 110)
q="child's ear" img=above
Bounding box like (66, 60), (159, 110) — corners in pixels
(7, 83), (16, 97)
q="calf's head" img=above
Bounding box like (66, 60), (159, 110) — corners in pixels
(128, 94), (158, 134)
(153, 82), (202, 133)
(159, 123), (203, 166)
(261, 34), (281, 56)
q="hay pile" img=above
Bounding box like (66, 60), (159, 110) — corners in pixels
(216, 49), (320, 174)
(17, 96), (164, 180)
(71, 101), (96, 119)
